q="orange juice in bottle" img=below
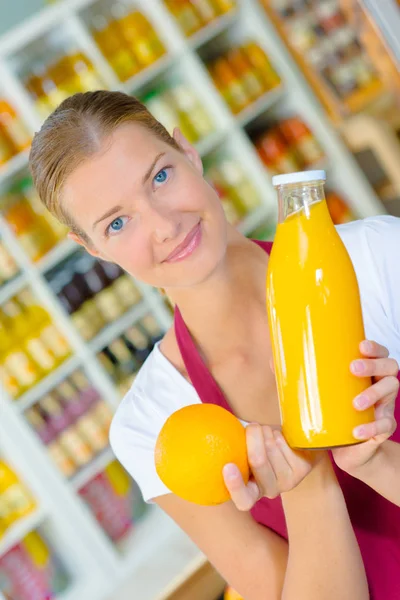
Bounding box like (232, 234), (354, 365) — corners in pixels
(266, 170), (374, 449)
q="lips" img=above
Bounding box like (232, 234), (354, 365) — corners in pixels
(164, 222), (202, 263)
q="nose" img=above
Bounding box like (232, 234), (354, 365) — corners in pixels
(146, 203), (181, 244)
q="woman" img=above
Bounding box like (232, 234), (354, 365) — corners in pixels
(30, 91), (400, 599)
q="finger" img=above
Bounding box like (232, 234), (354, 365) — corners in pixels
(353, 417), (397, 441)
(350, 357), (399, 378)
(223, 464), (260, 511)
(271, 430), (313, 481)
(359, 340), (389, 358)
(246, 424), (278, 499)
(263, 427), (293, 493)
(353, 376), (400, 410)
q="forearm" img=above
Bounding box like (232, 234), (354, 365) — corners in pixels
(349, 440), (400, 507)
(281, 454), (368, 600)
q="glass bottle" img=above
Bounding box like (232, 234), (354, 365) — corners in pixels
(266, 170), (374, 449)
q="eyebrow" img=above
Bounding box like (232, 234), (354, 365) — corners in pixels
(93, 205), (123, 230)
(142, 152), (166, 185)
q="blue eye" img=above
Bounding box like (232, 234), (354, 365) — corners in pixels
(106, 216), (129, 236)
(153, 167), (170, 187)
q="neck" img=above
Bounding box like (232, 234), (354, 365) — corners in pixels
(165, 227), (268, 354)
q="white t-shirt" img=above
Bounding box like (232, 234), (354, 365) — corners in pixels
(109, 216), (400, 502)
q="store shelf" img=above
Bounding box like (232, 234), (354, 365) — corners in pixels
(0, 272), (26, 304)
(0, 507), (47, 558)
(70, 446), (115, 491)
(37, 238), (78, 274)
(236, 86), (284, 127)
(238, 203), (272, 236)
(114, 506), (203, 600)
(89, 302), (149, 354)
(189, 10), (238, 50)
(16, 354), (81, 412)
(126, 54), (176, 94)
(0, 150), (29, 187)
(196, 128), (227, 156)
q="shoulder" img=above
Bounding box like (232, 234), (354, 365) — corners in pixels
(109, 344), (200, 502)
(337, 215), (400, 361)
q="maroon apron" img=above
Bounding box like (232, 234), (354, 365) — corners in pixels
(174, 240), (400, 599)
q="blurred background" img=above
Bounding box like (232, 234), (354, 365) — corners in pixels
(0, 1), (399, 599)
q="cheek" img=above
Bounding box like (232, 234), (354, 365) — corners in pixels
(104, 232), (152, 277)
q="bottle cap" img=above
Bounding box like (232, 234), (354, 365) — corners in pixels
(272, 170), (326, 187)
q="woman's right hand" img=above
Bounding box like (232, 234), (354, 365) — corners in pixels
(223, 425), (317, 511)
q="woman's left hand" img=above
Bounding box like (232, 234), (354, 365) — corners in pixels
(332, 340), (399, 476)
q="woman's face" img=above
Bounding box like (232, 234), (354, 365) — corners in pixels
(64, 122), (228, 289)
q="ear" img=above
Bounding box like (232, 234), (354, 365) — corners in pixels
(173, 128), (203, 175)
(68, 231), (103, 259)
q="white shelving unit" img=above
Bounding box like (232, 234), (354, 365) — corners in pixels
(0, 1), (387, 599)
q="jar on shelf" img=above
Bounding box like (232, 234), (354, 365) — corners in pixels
(0, 126), (14, 165)
(168, 82), (215, 140)
(142, 88), (180, 135)
(2, 191), (58, 262)
(209, 56), (249, 113)
(91, 13), (139, 82)
(189, 0), (218, 24)
(242, 41), (281, 90)
(279, 117), (325, 167)
(112, 5), (165, 69)
(164, 0), (202, 36)
(226, 47), (265, 102)
(0, 240), (19, 285)
(0, 100), (31, 154)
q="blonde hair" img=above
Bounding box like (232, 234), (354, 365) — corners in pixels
(29, 90), (180, 240)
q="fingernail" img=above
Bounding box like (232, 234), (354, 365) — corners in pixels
(273, 430), (283, 444)
(351, 360), (365, 374)
(361, 340), (372, 353)
(354, 394), (369, 410)
(223, 464), (238, 480)
(353, 426), (367, 439)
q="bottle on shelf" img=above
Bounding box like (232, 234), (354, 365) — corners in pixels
(0, 321), (40, 398)
(279, 117), (325, 167)
(205, 153), (261, 223)
(98, 259), (142, 310)
(39, 393), (94, 468)
(79, 460), (147, 544)
(112, 5), (166, 68)
(0, 528), (70, 599)
(0, 100), (31, 156)
(257, 128), (299, 174)
(0, 240), (19, 286)
(75, 254), (125, 325)
(25, 405), (77, 478)
(0, 459), (36, 534)
(168, 82), (215, 141)
(242, 41), (281, 90)
(90, 12), (139, 82)
(163, 0), (203, 37)
(208, 41), (280, 114)
(1, 296), (62, 386)
(17, 287), (71, 364)
(57, 380), (109, 454)
(2, 185), (58, 262)
(79, 468), (133, 543)
(18, 176), (69, 242)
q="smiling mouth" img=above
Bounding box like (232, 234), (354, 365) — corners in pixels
(163, 222), (202, 263)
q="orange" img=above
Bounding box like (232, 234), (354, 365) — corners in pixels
(155, 404), (249, 505)
(224, 587), (244, 600)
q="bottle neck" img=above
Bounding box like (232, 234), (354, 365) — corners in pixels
(276, 182), (326, 223)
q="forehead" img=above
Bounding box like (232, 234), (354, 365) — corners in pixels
(63, 123), (169, 222)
